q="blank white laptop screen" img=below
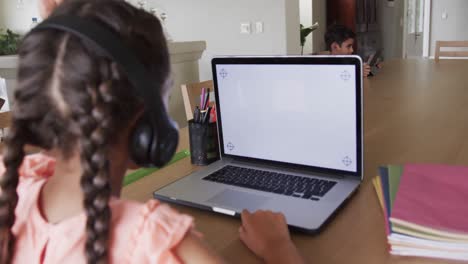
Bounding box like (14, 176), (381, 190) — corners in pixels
(215, 64), (357, 173)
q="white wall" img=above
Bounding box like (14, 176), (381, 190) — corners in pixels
(0, 0), (301, 81)
(285, 0), (301, 55)
(430, 0), (468, 56)
(148, 0), (300, 80)
(312, 0), (326, 53)
(0, 0), (41, 34)
(300, 0), (313, 54)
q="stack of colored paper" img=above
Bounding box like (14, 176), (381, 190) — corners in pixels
(373, 164), (468, 261)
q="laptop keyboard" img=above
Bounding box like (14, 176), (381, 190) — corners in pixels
(203, 166), (337, 200)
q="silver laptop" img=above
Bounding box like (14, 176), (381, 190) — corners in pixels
(154, 56), (363, 233)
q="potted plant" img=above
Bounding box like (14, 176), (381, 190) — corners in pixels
(300, 22), (319, 55)
(0, 29), (21, 56)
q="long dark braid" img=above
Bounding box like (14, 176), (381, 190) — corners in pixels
(78, 81), (114, 263)
(0, 0), (170, 263)
(0, 31), (72, 263)
(0, 128), (25, 263)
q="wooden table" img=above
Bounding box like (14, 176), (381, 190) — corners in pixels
(122, 59), (468, 264)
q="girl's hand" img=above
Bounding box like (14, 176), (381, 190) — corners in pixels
(239, 210), (305, 264)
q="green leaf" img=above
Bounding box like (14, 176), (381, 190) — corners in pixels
(0, 29), (21, 55)
(299, 24), (317, 47)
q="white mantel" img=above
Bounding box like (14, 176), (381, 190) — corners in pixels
(169, 41), (206, 63)
(0, 55), (17, 70)
(0, 40), (206, 127)
(0, 41), (206, 69)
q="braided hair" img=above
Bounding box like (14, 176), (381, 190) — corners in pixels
(0, 0), (170, 263)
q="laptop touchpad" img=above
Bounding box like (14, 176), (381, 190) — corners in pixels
(206, 189), (270, 211)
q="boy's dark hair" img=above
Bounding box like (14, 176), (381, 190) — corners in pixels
(0, 0), (170, 263)
(324, 24), (356, 51)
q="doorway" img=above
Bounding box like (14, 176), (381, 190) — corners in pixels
(300, 0), (313, 55)
(403, 0), (431, 58)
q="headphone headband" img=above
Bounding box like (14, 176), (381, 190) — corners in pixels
(34, 15), (162, 114)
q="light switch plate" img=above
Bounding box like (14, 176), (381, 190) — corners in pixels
(240, 23), (251, 34)
(442, 11), (448, 20)
(255, 22), (264, 33)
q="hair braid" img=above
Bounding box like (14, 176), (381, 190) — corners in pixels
(0, 127), (26, 264)
(78, 79), (116, 264)
(1, 1), (171, 263)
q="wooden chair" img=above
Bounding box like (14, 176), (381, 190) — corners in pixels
(0, 111), (39, 154)
(0, 111), (11, 147)
(435, 41), (468, 61)
(181, 80), (214, 121)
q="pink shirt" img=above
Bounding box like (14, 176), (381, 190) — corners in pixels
(1, 153), (194, 263)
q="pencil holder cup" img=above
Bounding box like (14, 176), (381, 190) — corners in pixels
(188, 120), (219, 166)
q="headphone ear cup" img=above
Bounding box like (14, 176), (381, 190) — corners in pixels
(150, 118), (179, 166)
(129, 114), (155, 167)
(129, 112), (179, 168)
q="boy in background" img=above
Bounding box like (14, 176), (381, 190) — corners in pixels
(324, 24), (381, 77)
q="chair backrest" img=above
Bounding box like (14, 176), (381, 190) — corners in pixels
(181, 80), (214, 121)
(0, 111), (11, 129)
(0, 111), (11, 144)
(435, 41), (468, 61)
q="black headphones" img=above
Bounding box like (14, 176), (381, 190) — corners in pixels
(32, 15), (179, 168)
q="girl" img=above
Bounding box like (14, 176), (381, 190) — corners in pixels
(0, 0), (304, 263)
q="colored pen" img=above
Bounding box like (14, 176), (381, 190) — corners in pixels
(200, 109), (207, 123)
(203, 106), (211, 124)
(203, 88), (210, 110)
(210, 105), (216, 123)
(200, 88), (206, 109)
(194, 106), (200, 123)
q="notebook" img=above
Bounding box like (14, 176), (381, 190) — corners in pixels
(373, 164), (468, 261)
(390, 164), (468, 239)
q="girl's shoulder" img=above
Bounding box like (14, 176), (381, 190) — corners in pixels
(0, 153), (54, 196)
(0, 152), (55, 181)
(110, 199), (195, 263)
